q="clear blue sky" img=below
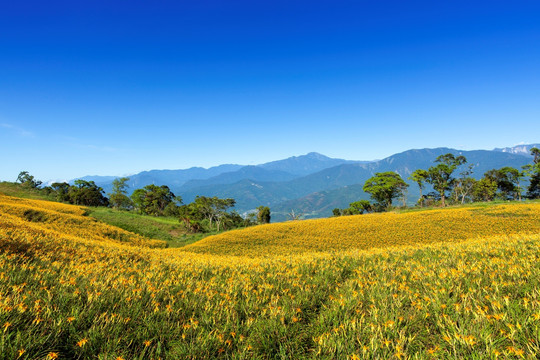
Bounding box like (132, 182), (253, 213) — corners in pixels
(1, 0), (539, 181)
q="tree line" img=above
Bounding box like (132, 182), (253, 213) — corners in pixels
(333, 147), (540, 216)
(13, 173), (272, 233)
(12, 147), (540, 226)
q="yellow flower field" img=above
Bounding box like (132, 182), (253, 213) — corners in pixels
(183, 203), (540, 256)
(1, 194), (540, 359)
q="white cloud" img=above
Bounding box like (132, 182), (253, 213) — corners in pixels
(0, 123), (35, 138)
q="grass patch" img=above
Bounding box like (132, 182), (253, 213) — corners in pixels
(0, 182), (54, 201)
(87, 207), (207, 247)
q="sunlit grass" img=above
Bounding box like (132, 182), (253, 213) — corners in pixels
(1, 194), (540, 359)
(184, 202), (540, 256)
(88, 207), (207, 247)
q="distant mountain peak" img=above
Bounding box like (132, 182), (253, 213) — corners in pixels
(258, 152), (359, 176)
(493, 144), (539, 156)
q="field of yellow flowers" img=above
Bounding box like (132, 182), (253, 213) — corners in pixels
(184, 203), (540, 256)
(1, 193), (540, 359)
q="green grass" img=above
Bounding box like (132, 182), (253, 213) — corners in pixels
(2, 193), (540, 358)
(0, 182), (211, 247)
(87, 207), (211, 247)
(0, 182), (54, 201)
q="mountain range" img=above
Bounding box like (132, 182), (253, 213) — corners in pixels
(75, 144), (539, 222)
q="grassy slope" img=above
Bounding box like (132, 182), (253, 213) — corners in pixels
(87, 207), (209, 247)
(0, 181), (55, 201)
(2, 194), (540, 358)
(0, 182), (209, 247)
(183, 202), (540, 256)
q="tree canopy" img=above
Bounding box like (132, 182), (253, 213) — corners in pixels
(16, 171), (42, 189)
(108, 177), (133, 210)
(69, 180), (109, 207)
(426, 153), (467, 207)
(131, 184), (181, 216)
(257, 206), (271, 224)
(363, 172), (408, 209)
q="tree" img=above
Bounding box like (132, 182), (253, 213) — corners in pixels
(332, 208), (342, 217)
(213, 198), (237, 231)
(452, 177), (476, 204)
(257, 206), (271, 224)
(527, 172), (540, 199)
(484, 167), (523, 200)
(50, 182), (71, 202)
(16, 171), (42, 189)
(408, 169), (429, 206)
(130, 184), (180, 216)
(69, 180), (109, 206)
(451, 164), (475, 204)
(178, 203), (204, 233)
(343, 200), (371, 215)
(531, 147), (540, 164)
(108, 177), (132, 210)
(177, 196), (236, 232)
(192, 196), (232, 229)
(363, 172), (408, 210)
(523, 147), (540, 199)
(287, 209), (303, 221)
(426, 153), (467, 207)
(191, 196), (236, 231)
(472, 177), (497, 202)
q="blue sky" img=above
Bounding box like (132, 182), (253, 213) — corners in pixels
(1, 0), (539, 181)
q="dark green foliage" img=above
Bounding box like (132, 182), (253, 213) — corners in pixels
(408, 169), (429, 206)
(426, 153), (467, 206)
(69, 180), (109, 207)
(525, 147), (540, 199)
(16, 171), (42, 189)
(108, 177), (133, 210)
(338, 200), (372, 216)
(527, 172), (540, 199)
(131, 184), (181, 216)
(50, 182), (71, 202)
(484, 167), (523, 200)
(177, 196), (255, 233)
(257, 206), (271, 224)
(363, 172), (408, 209)
(472, 177), (498, 202)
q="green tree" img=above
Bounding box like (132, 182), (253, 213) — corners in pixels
(343, 200), (371, 215)
(451, 164), (475, 204)
(178, 203), (204, 233)
(408, 169), (429, 206)
(108, 177), (133, 210)
(130, 185), (180, 216)
(50, 182), (71, 202)
(192, 196), (236, 231)
(332, 208), (342, 217)
(484, 167), (523, 200)
(524, 147), (540, 199)
(363, 172), (408, 210)
(257, 206), (271, 224)
(16, 171), (42, 189)
(531, 147), (540, 164)
(472, 177), (497, 202)
(426, 153), (467, 207)
(69, 180), (109, 206)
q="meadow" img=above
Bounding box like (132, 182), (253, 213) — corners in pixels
(1, 193), (540, 359)
(184, 203), (540, 256)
